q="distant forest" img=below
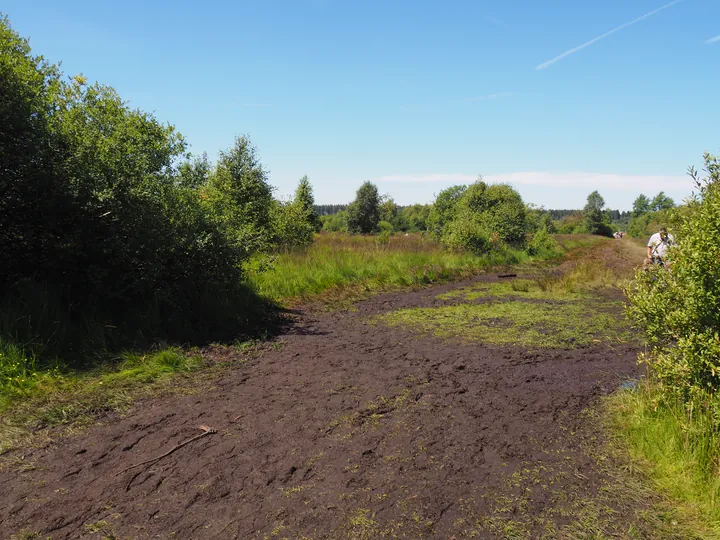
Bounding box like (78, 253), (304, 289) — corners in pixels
(316, 205), (632, 221)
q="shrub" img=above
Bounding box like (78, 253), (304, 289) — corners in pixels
(626, 152), (720, 396)
(347, 181), (381, 233)
(433, 181), (527, 253)
(0, 17), (271, 361)
(527, 228), (559, 256)
(427, 185), (467, 239)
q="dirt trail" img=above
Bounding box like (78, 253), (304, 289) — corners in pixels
(0, 240), (649, 539)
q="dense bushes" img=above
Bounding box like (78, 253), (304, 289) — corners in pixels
(623, 153), (720, 501)
(427, 180), (546, 255)
(0, 17), (318, 362)
(626, 153), (720, 395)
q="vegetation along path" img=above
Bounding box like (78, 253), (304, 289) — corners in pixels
(0, 240), (691, 539)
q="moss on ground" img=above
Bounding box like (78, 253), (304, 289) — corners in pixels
(376, 299), (632, 349)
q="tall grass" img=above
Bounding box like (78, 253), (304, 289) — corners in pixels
(248, 232), (555, 302)
(608, 383), (720, 532)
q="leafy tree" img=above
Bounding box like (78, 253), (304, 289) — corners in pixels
(427, 185), (467, 238)
(294, 175), (322, 232)
(178, 153), (210, 189)
(206, 135), (275, 256)
(0, 16), (275, 359)
(651, 191), (675, 211)
(347, 181), (381, 233)
(379, 197), (398, 226)
(402, 204), (431, 232)
(632, 194), (651, 217)
(583, 191), (613, 236)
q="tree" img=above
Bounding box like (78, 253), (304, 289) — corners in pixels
(632, 194), (651, 217)
(427, 185), (467, 238)
(651, 191), (675, 212)
(207, 135), (275, 255)
(583, 191), (613, 236)
(178, 153), (210, 189)
(346, 181), (381, 233)
(440, 181), (528, 253)
(294, 176), (322, 232)
(379, 197), (398, 225)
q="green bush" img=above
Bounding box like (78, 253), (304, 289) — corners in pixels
(527, 228), (559, 256)
(0, 17), (272, 362)
(321, 211), (349, 232)
(427, 185), (467, 239)
(433, 181), (527, 253)
(626, 152), (720, 396)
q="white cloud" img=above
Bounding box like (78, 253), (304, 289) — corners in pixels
(373, 171), (690, 191)
(536, 0), (685, 70)
(706, 35), (720, 44)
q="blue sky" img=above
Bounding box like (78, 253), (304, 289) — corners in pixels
(4, 0), (719, 209)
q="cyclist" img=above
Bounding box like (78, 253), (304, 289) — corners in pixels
(645, 227), (675, 268)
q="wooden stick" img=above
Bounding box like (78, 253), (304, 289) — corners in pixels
(116, 425), (216, 478)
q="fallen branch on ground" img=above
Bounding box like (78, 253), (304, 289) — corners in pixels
(115, 425), (217, 479)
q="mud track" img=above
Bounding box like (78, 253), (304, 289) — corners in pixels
(0, 245), (644, 539)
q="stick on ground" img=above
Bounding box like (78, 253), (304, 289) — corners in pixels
(116, 425), (217, 479)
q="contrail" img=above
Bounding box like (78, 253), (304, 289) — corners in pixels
(536, 0), (685, 70)
(706, 35), (720, 44)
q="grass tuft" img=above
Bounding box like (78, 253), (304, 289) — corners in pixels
(607, 382), (720, 533)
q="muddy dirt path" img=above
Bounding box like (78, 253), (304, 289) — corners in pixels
(1, 241), (647, 539)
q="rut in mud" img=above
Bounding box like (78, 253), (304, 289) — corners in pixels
(0, 241), (651, 539)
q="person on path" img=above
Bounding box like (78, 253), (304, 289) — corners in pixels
(645, 227), (675, 268)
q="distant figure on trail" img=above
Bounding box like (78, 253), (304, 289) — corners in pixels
(645, 227), (675, 268)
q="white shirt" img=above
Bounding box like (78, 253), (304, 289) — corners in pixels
(647, 232), (675, 258)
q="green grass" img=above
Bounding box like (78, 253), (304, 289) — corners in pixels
(376, 299), (630, 348)
(248, 232), (580, 303)
(377, 254), (632, 349)
(0, 346), (204, 454)
(607, 382), (720, 534)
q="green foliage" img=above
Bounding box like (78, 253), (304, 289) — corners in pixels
(427, 185), (467, 238)
(400, 204), (431, 232)
(347, 181), (381, 233)
(321, 210), (349, 232)
(0, 17), (271, 365)
(525, 206), (557, 234)
(652, 191), (676, 212)
(375, 221), (393, 246)
(582, 191), (613, 236)
(379, 197), (398, 224)
(632, 194), (651, 217)
(627, 209), (671, 238)
(270, 176), (322, 251)
(433, 181), (528, 254)
(295, 175), (322, 232)
(527, 228), (559, 256)
(626, 152), (720, 397)
(554, 212), (584, 234)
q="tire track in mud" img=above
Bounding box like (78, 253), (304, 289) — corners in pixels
(0, 243), (648, 539)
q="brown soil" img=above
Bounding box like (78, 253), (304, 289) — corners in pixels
(0, 241), (648, 539)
